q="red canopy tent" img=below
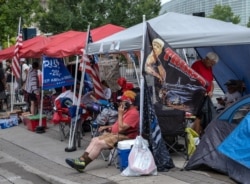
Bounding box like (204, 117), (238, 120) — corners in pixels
(43, 31), (86, 58)
(0, 24), (125, 61)
(0, 46), (15, 61)
(20, 35), (50, 58)
(43, 24), (125, 58)
(0, 35), (50, 61)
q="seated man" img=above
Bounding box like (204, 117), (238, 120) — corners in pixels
(65, 90), (139, 172)
(216, 79), (242, 113)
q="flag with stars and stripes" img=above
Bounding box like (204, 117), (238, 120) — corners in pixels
(12, 18), (22, 79)
(83, 30), (104, 99)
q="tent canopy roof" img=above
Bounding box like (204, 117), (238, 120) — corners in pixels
(43, 24), (125, 58)
(88, 12), (250, 54)
(87, 12), (250, 95)
(0, 24), (125, 60)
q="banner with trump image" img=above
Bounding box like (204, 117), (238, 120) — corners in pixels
(142, 23), (206, 115)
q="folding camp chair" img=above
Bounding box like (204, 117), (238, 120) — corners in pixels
(156, 107), (189, 160)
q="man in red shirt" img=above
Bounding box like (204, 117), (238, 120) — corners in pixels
(191, 52), (219, 135)
(65, 90), (139, 172)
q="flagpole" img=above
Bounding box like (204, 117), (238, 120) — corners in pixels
(36, 57), (45, 133)
(66, 55), (79, 150)
(139, 15), (146, 135)
(66, 25), (90, 152)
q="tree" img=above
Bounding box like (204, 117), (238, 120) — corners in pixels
(208, 4), (240, 24)
(37, 0), (161, 34)
(247, 17), (250, 28)
(0, 0), (45, 48)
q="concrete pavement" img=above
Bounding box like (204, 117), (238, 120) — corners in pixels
(0, 121), (236, 184)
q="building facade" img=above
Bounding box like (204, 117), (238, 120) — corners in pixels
(160, 0), (250, 26)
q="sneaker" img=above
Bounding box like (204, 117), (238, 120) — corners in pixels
(65, 158), (86, 173)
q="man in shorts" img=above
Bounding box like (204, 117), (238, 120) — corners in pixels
(65, 90), (139, 172)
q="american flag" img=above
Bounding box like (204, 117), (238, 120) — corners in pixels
(12, 18), (22, 79)
(82, 30), (104, 99)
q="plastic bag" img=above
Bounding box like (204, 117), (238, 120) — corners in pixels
(121, 136), (157, 176)
(185, 127), (200, 156)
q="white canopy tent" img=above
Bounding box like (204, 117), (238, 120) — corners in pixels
(87, 12), (250, 94)
(87, 12), (250, 54)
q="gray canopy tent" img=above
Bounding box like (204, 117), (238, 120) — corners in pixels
(87, 12), (250, 94)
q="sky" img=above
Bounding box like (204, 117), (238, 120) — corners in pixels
(161, 0), (171, 5)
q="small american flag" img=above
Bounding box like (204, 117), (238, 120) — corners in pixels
(12, 18), (22, 79)
(83, 30), (104, 99)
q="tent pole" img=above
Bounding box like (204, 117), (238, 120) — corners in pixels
(36, 57), (45, 133)
(139, 15), (146, 135)
(66, 25), (90, 151)
(67, 56), (80, 149)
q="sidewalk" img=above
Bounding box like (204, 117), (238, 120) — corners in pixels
(0, 122), (236, 184)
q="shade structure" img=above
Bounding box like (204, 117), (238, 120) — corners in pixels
(43, 24), (125, 58)
(0, 46), (15, 61)
(0, 35), (50, 61)
(86, 12), (250, 95)
(43, 31), (86, 58)
(20, 35), (50, 58)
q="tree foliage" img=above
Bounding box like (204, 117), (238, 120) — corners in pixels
(0, 0), (45, 48)
(247, 17), (250, 28)
(38, 0), (161, 34)
(208, 4), (240, 24)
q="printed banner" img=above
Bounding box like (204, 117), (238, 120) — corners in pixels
(42, 56), (74, 90)
(142, 23), (206, 114)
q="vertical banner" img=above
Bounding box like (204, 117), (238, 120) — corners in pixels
(142, 23), (206, 115)
(42, 56), (74, 90)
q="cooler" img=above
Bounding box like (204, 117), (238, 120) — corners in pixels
(26, 114), (47, 132)
(117, 139), (135, 171)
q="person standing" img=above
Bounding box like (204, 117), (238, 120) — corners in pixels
(0, 63), (6, 112)
(25, 61), (40, 115)
(191, 52), (219, 135)
(20, 58), (30, 89)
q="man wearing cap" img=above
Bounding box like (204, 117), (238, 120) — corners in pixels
(191, 52), (219, 135)
(65, 90), (139, 172)
(216, 79), (242, 112)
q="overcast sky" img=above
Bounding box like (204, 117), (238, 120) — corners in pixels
(161, 0), (171, 5)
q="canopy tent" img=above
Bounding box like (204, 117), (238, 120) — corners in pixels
(0, 24), (125, 61)
(0, 35), (50, 61)
(43, 24), (125, 58)
(20, 35), (50, 58)
(43, 31), (86, 58)
(87, 12), (250, 94)
(0, 45), (15, 61)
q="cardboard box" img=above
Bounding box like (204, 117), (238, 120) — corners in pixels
(26, 114), (47, 132)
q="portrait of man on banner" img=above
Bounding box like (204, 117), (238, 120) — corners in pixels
(142, 23), (206, 115)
